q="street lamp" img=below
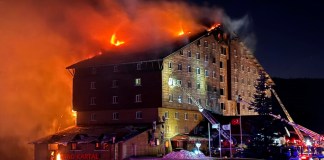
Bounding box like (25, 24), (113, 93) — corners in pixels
(195, 141), (201, 154)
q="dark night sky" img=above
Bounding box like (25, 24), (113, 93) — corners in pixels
(194, 0), (324, 78)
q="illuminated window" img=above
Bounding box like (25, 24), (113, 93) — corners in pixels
(205, 70), (209, 77)
(113, 65), (118, 72)
(194, 114), (198, 121)
(71, 142), (78, 150)
(90, 81), (96, 89)
(178, 95), (182, 103)
(220, 88), (224, 95)
(90, 113), (96, 121)
(196, 68), (200, 74)
(220, 75), (224, 82)
(175, 112), (179, 119)
(205, 54), (209, 62)
(220, 61), (224, 68)
(187, 65), (191, 72)
(169, 94), (173, 102)
(136, 111), (142, 119)
(90, 97), (96, 105)
(168, 61), (172, 68)
(136, 63), (142, 70)
(95, 142), (101, 150)
(112, 96), (118, 104)
(196, 82), (200, 89)
(91, 67), (97, 75)
(135, 78), (141, 86)
(135, 94), (142, 102)
(187, 51), (191, 57)
(177, 64), (182, 70)
(164, 111), (169, 119)
(112, 80), (118, 88)
(113, 112), (119, 120)
(220, 103), (225, 110)
(196, 53), (200, 59)
(184, 113), (188, 120)
(213, 71), (216, 78)
(187, 81), (192, 88)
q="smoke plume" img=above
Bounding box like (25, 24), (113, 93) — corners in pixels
(0, 0), (227, 159)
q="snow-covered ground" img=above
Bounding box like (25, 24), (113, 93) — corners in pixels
(163, 150), (213, 160)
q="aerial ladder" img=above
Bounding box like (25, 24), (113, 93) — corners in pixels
(270, 88), (305, 144)
(173, 82), (236, 144)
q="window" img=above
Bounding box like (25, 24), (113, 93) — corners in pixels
(136, 111), (142, 119)
(212, 42), (216, 49)
(212, 57), (216, 63)
(136, 63), (142, 70)
(113, 112), (119, 120)
(194, 114), (198, 121)
(220, 103), (225, 110)
(135, 94), (142, 102)
(205, 70), (209, 77)
(178, 95), (182, 103)
(175, 112), (179, 119)
(187, 81), (192, 88)
(113, 65), (118, 72)
(220, 88), (224, 95)
(168, 94), (173, 102)
(176, 80), (182, 86)
(205, 99), (209, 107)
(234, 76), (238, 83)
(90, 81), (96, 89)
(135, 78), (141, 86)
(196, 82), (200, 89)
(197, 40), (200, 46)
(90, 113), (96, 121)
(205, 54), (209, 62)
(71, 142), (78, 150)
(187, 65), (191, 73)
(204, 41), (208, 47)
(221, 47), (226, 55)
(179, 50), (183, 55)
(220, 75), (224, 82)
(177, 64), (182, 70)
(198, 98), (202, 105)
(188, 97), (192, 104)
(91, 67), (97, 75)
(112, 80), (118, 88)
(184, 113), (188, 120)
(196, 68), (200, 74)
(184, 126), (189, 133)
(196, 53), (200, 59)
(187, 51), (191, 57)
(168, 61), (172, 68)
(90, 97), (96, 105)
(213, 86), (217, 92)
(220, 61), (224, 68)
(212, 71), (216, 78)
(112, 96), (118, 104)
(164, 111), (169, 119)
(95, 142), (101, 150)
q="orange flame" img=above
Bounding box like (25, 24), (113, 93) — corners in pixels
(110, 33), (125, 46)
(56, 153), (61, 160)
(208, 23), (221, 31)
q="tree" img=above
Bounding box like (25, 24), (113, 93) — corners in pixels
(248, 71), (280, 158)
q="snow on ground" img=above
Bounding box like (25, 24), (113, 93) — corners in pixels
(163, 150), (212, 159)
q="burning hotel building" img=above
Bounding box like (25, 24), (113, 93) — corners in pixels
(32, 25), (268, 160)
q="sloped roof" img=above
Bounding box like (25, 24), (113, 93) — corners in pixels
(66, 30), (211, 69)
(32, 124), (150, 145)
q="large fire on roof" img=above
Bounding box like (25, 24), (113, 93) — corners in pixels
(0, 0), (229, 159)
